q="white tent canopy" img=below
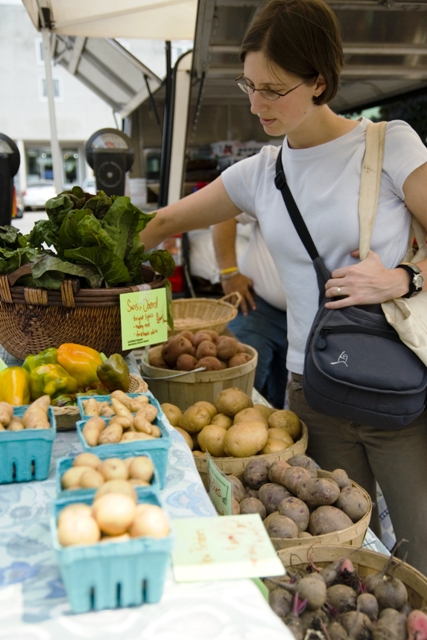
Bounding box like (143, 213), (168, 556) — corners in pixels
(22, 0), (198, 40)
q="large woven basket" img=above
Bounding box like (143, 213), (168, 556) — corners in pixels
(170, 293), (241, 335)
(54, 373), (148, 431)
(276, 544), (427, 611)
(0, 265), (165, 360)
(194, 420), (309, 488)
(262, 470), (372, 551)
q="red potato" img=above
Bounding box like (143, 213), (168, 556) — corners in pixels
(258, 483), (292, 515)
(309, 506), (353, 536)
(282, 466), (312, 495)
(287, 454), (318, 477)
(296, 476), (340, 507)
(243, 457), (271, 489)
(335, 485), (370, 522)
(268, 460), (291, 486)
(277, 496), (310, 532)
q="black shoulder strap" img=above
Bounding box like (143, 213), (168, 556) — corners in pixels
(275, 148), (330, 294)
(274, 150), (319, 261)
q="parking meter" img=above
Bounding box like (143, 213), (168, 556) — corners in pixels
(0, 133), (20, 226)
(85, 129), (134, 197)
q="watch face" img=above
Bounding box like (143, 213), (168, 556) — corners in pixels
(414, 273), (424, 289)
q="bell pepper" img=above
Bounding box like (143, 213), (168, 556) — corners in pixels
(29, 363), (79, 400)
(96, 353), (130, 392)
(50, 394), (76, 407)
(57, 343), (103, 388)
(0, 366), (31, 405)
(22, 347), (58, 374)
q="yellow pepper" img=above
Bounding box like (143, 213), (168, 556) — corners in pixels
(57, 343), (103, 388)
(0, 366), (31, 405)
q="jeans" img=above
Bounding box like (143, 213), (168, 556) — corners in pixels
(288, 372), (427, 575)
(228, 294), (288, 409)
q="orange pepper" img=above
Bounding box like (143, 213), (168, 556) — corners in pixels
(57, 343), (103, 388)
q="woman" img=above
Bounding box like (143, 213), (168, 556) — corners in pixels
(141, 0), (427, 572)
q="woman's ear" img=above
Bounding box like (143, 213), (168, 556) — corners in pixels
(313, 74), (326, 98)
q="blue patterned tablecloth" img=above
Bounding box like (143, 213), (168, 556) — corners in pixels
(0, 347), (388, 640)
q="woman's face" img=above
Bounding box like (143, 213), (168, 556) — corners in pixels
(242, 51), (319, 139)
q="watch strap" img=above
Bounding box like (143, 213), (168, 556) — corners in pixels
(395, 263), (422, 298)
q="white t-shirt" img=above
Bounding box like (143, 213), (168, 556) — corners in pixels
(221, 117), (427, 374)
(236, 213), (287, 311)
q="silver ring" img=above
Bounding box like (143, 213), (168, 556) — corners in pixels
(337, 287), (341, 294)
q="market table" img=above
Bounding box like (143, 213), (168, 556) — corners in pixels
(0, 347), (389, 640)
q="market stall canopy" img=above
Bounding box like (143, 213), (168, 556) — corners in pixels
(21, 0), (198, 41)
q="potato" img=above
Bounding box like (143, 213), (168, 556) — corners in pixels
(296, 477), (341, 507)
(264, 513), (299, 539)
(61, 466), (94, 489)
(231, 498), (240, 514)
(192, 401), (217, 419)
(258, 483), (292, 515)
(245, 487), (259, 499)
(161, 335), (194, 368)
(128, 456), (154, 483)
(210, 413), (233, 429)
(309, 505), (354, 535)
(92, 492), (136, 536)
(197, 424), (227, 457)
(175, 330), (195, 344)
(216, 336), (239, 361)
(175, 353), (198, 370)
(233, 408), (268, 426)
(79, 469), (105, 489)
(243, 457), (271, 489)
(197, 356), (223, 371)
(174, 426), (194, 449)
(82, 416), (106, 447)
(178, 405), (211, 434)
(329, 468), (352, 489)
(99, 458), (128, 481)
(192, 450), (206, 458)
(253, 403), (276, 419)
(223, 421), (268, 457)
(261, 439), (289, 454)
(268, 460), (291, 485)
(228, 353), (253, 368)
(73, 452), (100, 470)
(335, 485), (369, 521)
(161, 402), (182, 426)
(267, 410), (301, 440)
(281, 466), (311, 495)
(94, 479), (137, 503)
(239, 497), (266, 519)
(129, 504), (170, 538)
(148, 345), (165, 366)
(214, 387), (253, 417)
(134, 403), (158, 423)
(57, 503), (92, 526)
(120, 432), (155, 442)
(277, 496), (310, 531)
(98, 423), (123, 445)
(227, 475), (246, 502)
(57, 514), (101, 546)
(195, 340), (217, 360)
(287, 454), (318, 477)
(193, 330), (215, 347)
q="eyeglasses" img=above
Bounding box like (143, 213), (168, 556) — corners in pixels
(234, 75), (310, 101)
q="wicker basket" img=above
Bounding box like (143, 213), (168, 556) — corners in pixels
(170, 293), (241, 335)
(54, 373), (148, 431)
(194, 420), (309, 488)
(276, 544), (427, 610)
(264, 470), (372, 551)
(0, 265), (165, 361)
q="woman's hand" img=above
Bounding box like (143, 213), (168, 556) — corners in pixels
(324, 250), (410, 308)
(221, 273), (256, 315)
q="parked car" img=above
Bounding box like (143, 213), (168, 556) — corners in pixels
(22, 181), (56, 211)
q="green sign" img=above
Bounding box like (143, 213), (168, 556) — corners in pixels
(206, 453), (232, 516)
(120, 288), (168, 350)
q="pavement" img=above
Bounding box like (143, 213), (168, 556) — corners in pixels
(12, 210), (48, 235)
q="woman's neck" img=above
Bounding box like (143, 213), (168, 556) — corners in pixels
(286, 106), (359, 150)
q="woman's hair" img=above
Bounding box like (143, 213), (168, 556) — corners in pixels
(240, 0), (344, 105)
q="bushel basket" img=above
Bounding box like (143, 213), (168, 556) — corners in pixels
(0, 265), (165, 361)
(170, 293), (241, 335)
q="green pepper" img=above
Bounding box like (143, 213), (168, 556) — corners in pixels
(29, 363), (79, 400)
(96, 353), (130, 392)
(23, 347), (58, 374)
(51, 394), (76, 407)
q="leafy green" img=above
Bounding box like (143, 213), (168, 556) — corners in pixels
(2, 187), (172, 291)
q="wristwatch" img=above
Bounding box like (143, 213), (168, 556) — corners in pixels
(396, 263), (424, 298)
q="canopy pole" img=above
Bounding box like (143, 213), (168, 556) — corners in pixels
(41, 26), (63, 194)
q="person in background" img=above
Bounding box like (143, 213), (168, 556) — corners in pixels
(140, 0), (427, 573)
(212, 215), (288, 408)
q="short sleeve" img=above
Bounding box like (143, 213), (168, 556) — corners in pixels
(383, 120), (427, 199)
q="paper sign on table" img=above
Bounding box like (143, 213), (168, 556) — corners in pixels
(120, 288), (168, 350)
(206, 453), (232, 515)
(171, 514), (285, 582)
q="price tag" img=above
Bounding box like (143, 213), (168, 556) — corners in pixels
(120, 288), (168, 350)
(206, 453), (232, 515)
